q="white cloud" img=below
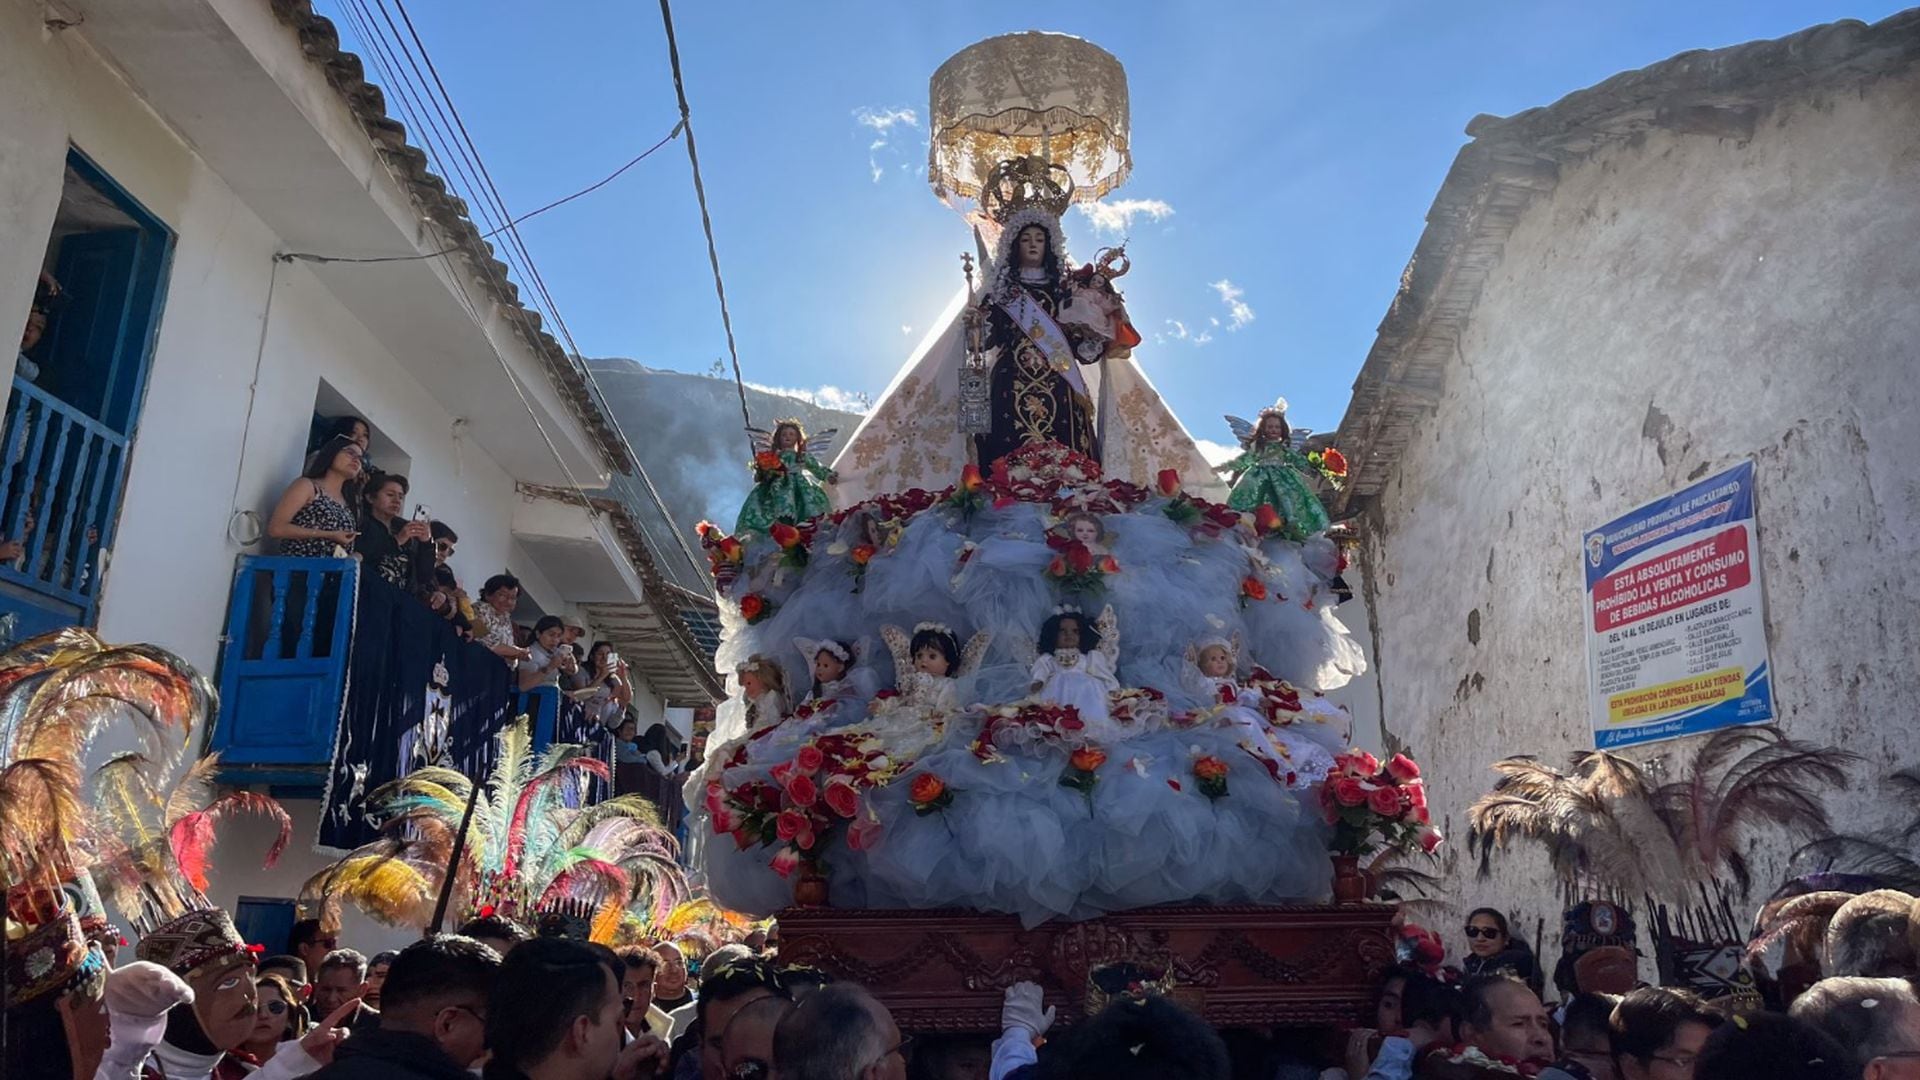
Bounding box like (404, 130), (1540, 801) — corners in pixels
(744, 381), (874, 414)
(1194, 438), (1241, 466)
(1072, 198), (1175, 236)
(900, 325), (914, 336)
(1210, 279), (1255, 330)
(853, 106), (920, 184)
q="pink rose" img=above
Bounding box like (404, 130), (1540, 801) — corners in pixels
(704, 781), (724, 814)
(847, 815), (883, 852)
(1412, 801), (1432, 826)
(1419, 827), (1445, 854)
(769, 847), (802, 878)
(784, 773), (819, 808)
(795, 745), (826, 774)
(776, 809), (809, 841)
(823, 779), (859, 819)
(1332, 777), (1368, 807)
(1387, 753), (1421, 782)
(1350, 750), (1381, 777)
(710, 805), (739, 834)
(769, 761), (795, 785)
(1367, 785), (1403, 817)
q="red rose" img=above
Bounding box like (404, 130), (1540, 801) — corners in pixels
(851, 544), (876, 566)
(731, 826), (756, 850)
(738, 593), (765, 621)
(755, 451), (782, 471)
(1069, 747), (1108, 772)
(823, 779), (859, 819)
(1156, 469), (1182, 497)
(770, 522), (801, 549)
(717, 536), (744, 562)
(908, 773), (946, 805)
(1067, 543), (1094, 574)
(769, 847), (802, 877)
(1253, 504), (1284, 535)
(1332, 777), (1368, 807)
(775, 809), (808, 841)
(784, 773), (818, 808)
(1387, 753), (1421, 782)
(1098, 554), (1120, 575)
(1047, 555), (1067, 576)
(1407, 782), (1428, 811)
(1241, 575), (1268, 602)
(1420, 827), (1445, 854)
(795, 745), (826, 773)
(1367, 785), (1403, 817)
(704, 781), (724, 814)
(696, 520), (717, 539)
(768, 761), (795, 785)
(959, 464), (984, 492)
(1350, 750), (1381, 777)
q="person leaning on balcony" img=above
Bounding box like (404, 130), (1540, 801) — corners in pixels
(356, 472), (432, 586)
(269, 435), (363, 557)
(475, 573), (532, 665)
(520, 615), (580, 691)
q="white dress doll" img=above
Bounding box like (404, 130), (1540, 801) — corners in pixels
(1028, 605), (1120, 734)
(1183, 634), (1336, 785)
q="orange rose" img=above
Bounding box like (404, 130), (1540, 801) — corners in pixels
(770, 522), (801, 549)
(1098, 554), (1120, 575)
(1192, 756), (1229, 782)
(696, 520), (717, 539)
(1241, 575), (1269, 602)
(1321, 448), (1349, 476)
(1069, 747), (1107, 772)
(908, 773), (946, 805)
(755, 451), (782, 471)
(959, 464), (984, 492)
(851, 544), (876, 566)
(717, 536), (744, 563)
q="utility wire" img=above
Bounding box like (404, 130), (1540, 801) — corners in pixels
(657, 0), (755, 453)
(282, 122), (681, 265)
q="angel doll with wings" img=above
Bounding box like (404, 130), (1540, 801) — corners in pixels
(879, 621), (992, 718)
(1182, 632), (1335, 786)
(1024, 605), (1121, 731)
(1214, 399), (1340, 542)
(734, 418), (839, 535)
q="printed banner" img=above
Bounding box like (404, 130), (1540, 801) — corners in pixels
(1582, 461), (1773, 749)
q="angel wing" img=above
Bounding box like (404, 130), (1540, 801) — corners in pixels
(1223, 414), (1257, 449)
(1095, 605), (1120, 667)
(1009, 629), (1039, 671)
(746, 427), (775, 455)
(804, 429), (839, 457)
(879, 624), (912, 675)
(959, 630), (994, 677)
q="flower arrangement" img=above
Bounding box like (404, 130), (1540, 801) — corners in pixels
(991, 441), (1103, 501)
(1059, 745), (1107, 799)
(972, 701), (1086, 762)
(713, 728), (904, 878)
(752, 450), (788, 483)
(1319, 749), (1442, 857)
(1307, 447), (1348, 488)
(737, 593), (774, 625)
(1191, 752), (1230, 800)
(943, 464), (987, 514)
(908, 773), (954, 816)
(1045, 540), (1120, 595)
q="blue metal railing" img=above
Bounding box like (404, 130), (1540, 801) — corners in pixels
(0, 376), (129, 619)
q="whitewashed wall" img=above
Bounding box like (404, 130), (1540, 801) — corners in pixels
(1360, 69), (1920, 964)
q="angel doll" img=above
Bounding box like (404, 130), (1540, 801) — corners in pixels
(737, 654), (789, 735)
(735, 419), (839, 535)
(1029, 605), (1120, 729)
(880, 621), (991, 717)
(1054, 511), (1111, 555)
(1215, 399), (1337, 542)
(1182, 634), (1335, 785)
(793, 636), (876, 719)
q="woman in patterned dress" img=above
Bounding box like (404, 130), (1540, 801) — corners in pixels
(267, 434), (363, 556)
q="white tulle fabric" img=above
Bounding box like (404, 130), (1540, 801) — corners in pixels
(685, 494), (1365, 926)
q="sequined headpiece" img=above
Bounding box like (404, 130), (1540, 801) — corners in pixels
(134, 907), (251, 977)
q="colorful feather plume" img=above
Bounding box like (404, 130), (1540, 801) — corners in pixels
(308, 717), (687, 931)
(0, 630), (207, 894)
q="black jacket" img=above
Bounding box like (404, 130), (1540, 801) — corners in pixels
(307, 1028), (470, 1080)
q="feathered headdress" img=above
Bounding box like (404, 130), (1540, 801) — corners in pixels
(91, 750), (292, 968)
(303, 718), (688, 943)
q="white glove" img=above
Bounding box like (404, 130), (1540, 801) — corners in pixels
(1001, 981), (1055, 1038)
(99, 962), (194, 1075)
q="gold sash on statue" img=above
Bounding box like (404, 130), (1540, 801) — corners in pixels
(997, 291), (1088, 396)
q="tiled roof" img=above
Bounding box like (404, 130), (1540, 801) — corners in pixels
(266, 0), (635, 476)
(1331, 9), (1920, 514)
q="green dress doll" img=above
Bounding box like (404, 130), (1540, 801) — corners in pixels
(734, 419), (839, 535)
(1215, 399), (1344, 541)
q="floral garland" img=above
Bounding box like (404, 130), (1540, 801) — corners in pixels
(1319, 749), (1442, 857)
(1429, 1044), (1545, 1077)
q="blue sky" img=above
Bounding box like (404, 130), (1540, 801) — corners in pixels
(329, 2), (1903, 449)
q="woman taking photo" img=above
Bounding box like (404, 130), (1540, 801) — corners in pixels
(572, 640), (634, 729)
(520, 615), (579, 691)
(267, 435), (362, 557)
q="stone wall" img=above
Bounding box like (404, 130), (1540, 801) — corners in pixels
(1359, 67), (1920, 962)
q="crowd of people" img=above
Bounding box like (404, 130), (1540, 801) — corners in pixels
(263, 415), (638, 731)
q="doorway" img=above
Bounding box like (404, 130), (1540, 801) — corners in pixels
(0, 147), (174, 641)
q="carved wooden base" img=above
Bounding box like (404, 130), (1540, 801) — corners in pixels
(776, 903), (1398, 1033)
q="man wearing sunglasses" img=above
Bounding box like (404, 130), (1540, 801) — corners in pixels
(290, 920), (339, 987)
(306, 934), (500, 1080)
(1792, 976), (1920, 1080)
